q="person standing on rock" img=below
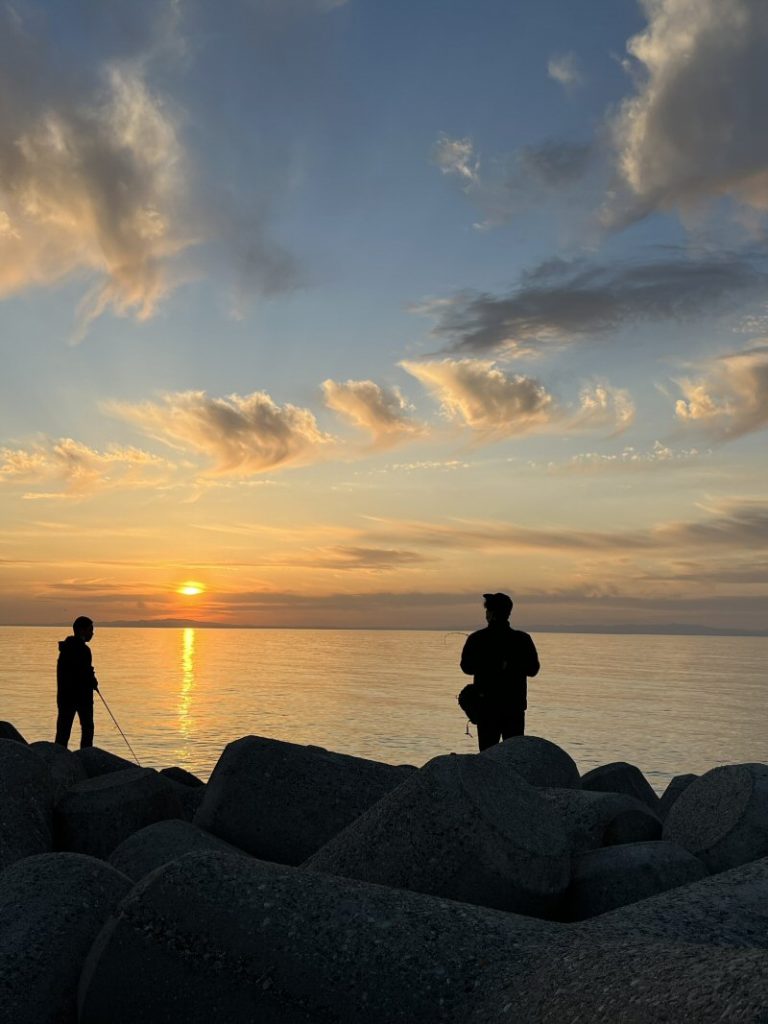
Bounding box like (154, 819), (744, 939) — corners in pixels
(55, 616), (99, 749)
(460, 593), (540, 751)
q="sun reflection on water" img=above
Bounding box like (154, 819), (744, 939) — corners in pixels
(178, 627), (196, 745)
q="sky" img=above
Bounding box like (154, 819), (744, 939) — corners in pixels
(1, 0), (767, 633)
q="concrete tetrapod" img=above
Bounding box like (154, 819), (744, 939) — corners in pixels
(55, 767), (184, 860)
(304, 753), (571, 916)
(0, 721), (26, 743)
(0, 739), (54, 873)
(74, 746), (138, 778)
(469, 941), (768, 1024)
(194, 735), (414, 865)
(663, 763), (768, 873)
(580, 760), (660, 812)
(562, 840), (707, 920)
(658, 772), (698, 820)
(481, 735), (580, 789)
(540, 787), (662, 854)
(30, 740), (87, 801)
(79, 850), (564, 1024)
(0, 852), (131, 1024)
(109, 819), (250, 881)
(575, 854), (768, 949)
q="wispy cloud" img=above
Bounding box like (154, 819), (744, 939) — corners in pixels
(673, 343), (768, 440)
(322, 378), (426, 449)
(105, 390), (334, 473)
(551, 441), (708, 474)
(432, 135), (480, 187)
(547, 52), (583, 90)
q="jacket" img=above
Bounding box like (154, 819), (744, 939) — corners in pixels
(57, 636), (98, 702)
(460, 623), (540, 711)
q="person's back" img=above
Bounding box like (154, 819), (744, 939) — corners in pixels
(460, 593), (540, 750)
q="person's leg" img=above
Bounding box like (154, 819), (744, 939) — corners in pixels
(77, 698), (95, 749)
(500, 709), (525, 740)
(476, 719), (501, 751)
(55, 702), (76, 747)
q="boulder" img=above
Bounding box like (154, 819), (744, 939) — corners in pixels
(576, 854), (768, 949)
(30, 740), (87, 800)
(75, 746), (137, 778)
(79, 851), (561, 1024)
(55, 767), (184, 860)
(658, 773), (698, 820)
(0, 853), (131, 1024)
(304, 753), (571, 916)
(481, 735), (580, 789)
(194, 735), (413, 864)
(0, 739), (54, 872)
(0, 721), (27, 743)
(540, 787), (662, 854)
(166, 779), (206, 821)
(663, 763), (768, 873)
(160, 766), (204, 787)
(470, 941), (768, 1024)
(580, 760), (660, 811)
(562, 840), (707, 920)
(108, 819), (249, 881)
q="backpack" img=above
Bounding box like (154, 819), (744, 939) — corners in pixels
(457, 683), (485, 725)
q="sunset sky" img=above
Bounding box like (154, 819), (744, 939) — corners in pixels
(1, 0), (767, 632)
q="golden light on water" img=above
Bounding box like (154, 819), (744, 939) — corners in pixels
(177, 581), (205, 596)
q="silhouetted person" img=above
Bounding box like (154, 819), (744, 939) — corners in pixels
(460, 593), (540, 751)
(55, 616), (99, 749)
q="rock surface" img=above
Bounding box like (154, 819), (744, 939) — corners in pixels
(305, 753), (571, 916)
(55, 767), (184, 859)
(160, 766), (204, 787)
(481, 735), (580, 789)
(0, 721), (27, 744)
(79, 850), (560, 1024)
(30, 741), (87, 801)
(663, 763), (768, 872)
(108, 819), (249, 881)
(0, 739), (54, 872)
(194, 735), (413, 864)
(540, 787), (662, 854)
(0, 853), (131, 1024)
(75, 746), (138, 778)
(581, 760), (661, 811)
(658, 773), (698, 820)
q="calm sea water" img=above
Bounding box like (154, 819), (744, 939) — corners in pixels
(1, 627), (765, 792)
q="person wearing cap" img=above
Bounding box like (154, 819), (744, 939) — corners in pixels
(459, 593), (540, 751)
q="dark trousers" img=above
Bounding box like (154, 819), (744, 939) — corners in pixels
(477, 709), (525, 752)
(55, 696), (94, 749)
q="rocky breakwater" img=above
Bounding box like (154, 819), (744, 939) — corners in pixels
(0, 727), (766, 1022)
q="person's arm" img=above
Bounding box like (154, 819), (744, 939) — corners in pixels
(83, 645), (99, 691)
(523, 633), (540, 678)
(460, 634), (477, 675)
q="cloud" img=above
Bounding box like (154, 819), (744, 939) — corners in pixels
(673, 343), (768, 440)
(568, 382), (635, 434)
(322, 378), (426, 448)
(0, 437), (174, 496)
(547, 52), (583, 90)
(106, 390), (334, 474)
(401, 358), (557, 438)
(416, 253), (766, 355)
(432, 135), (480, 186)
(552, 441), (707, 474)
(609, 0), (768, 224)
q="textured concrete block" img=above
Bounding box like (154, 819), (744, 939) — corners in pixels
(305, 753), (571, 916)
(658, 773), (698, 820)
(0, 721), (27, 744)
(580, 761), (660, 812)
(30, 740), (87, 801)
(481, 735), (580, 789)
(109, 819), (249, 881)
(194, 735), (413, 864)
(0, 739), (54, 872)
(75, 746), (138, 778)
(541, 787), (662, 854)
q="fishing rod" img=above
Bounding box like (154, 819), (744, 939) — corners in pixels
(96, 689), (142, 766)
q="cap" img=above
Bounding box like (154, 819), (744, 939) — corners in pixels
(483, 592), (513, 616)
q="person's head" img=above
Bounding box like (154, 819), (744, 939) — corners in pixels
(483, 592), (512, 624)
(72, 616), (94, 641)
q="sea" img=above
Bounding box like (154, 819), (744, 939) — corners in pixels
(1, 626), (765, 792)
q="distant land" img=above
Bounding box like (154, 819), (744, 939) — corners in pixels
(10, 618), (768, 638)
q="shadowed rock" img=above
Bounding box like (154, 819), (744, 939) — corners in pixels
(540, 787), (662, 854)
(469, 941), (768, 1024)
(663, 763), (768, 873)
(55, 767), (184, 860)
(78, 851), (562, 1024)
(576, 854), (768, 949)
(194, 735), (413, 865)
(75, 747), (137, 778)
(305, 753), (571, 916)
(0, 721), (27, 743)
(581, 760), (660, 811)
(562, 840), (707, 920)
(0, 739), (54, 872)
(658, 772), (698, 820)
(108, 819), (250, 881)
(160, 766), (204, 787)
(481, 735), (580, 789)
(30, 741), (87, 801)
(0, 853), (131, 1024)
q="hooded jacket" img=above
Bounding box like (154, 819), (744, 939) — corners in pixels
(460, 622), (540, 711)
(57, 636), (98, 702)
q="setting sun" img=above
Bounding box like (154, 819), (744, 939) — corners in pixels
(177, 582), (205, 597)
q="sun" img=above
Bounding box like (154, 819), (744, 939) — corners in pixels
(177, 581), (205, 597)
